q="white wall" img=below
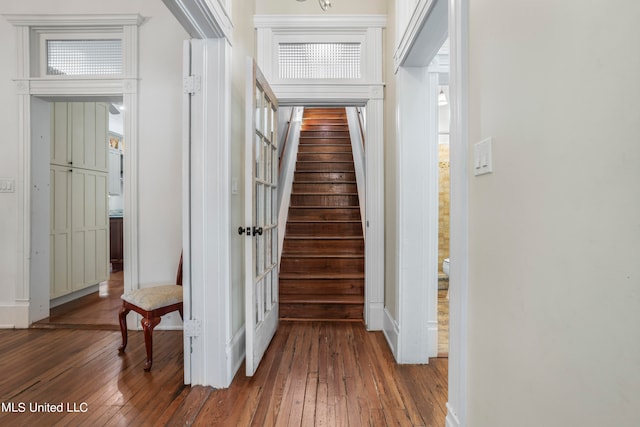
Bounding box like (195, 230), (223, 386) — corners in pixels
(0, 0), (187, 327)
(467, 1), (640, 425)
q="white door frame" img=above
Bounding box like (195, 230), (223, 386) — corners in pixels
(163, 0), (235, 388)
(5, 14), (142, 328)
(255, 14), (387, 331)
(394, 0), (469, 426)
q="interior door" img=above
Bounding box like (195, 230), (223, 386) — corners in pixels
(244, 58), (279, 376)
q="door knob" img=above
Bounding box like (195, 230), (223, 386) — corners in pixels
(252, 226), (263, 236)
(238, 226), (251, 236)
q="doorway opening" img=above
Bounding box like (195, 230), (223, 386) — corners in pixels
(30, 95), (126, 330)
(279, 106), (366, 322)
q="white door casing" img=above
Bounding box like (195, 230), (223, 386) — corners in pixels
(5, 14), (142, 328)
(244, 58), (279, 376)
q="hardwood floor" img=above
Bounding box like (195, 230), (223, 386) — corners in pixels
(0, 321), (448, 426)
(32, 271), (124, 330)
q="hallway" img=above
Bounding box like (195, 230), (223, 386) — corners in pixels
(0, 322), (448, 426)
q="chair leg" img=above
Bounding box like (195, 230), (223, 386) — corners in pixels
(141, 316), (161, 371)
(118, 306), (130, 353)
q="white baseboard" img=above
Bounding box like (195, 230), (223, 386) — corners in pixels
(382, 307), (399, 360)
(446, 402), (461, 427)
(227, 326), (246, 384)
(50, 284), (99, 308)
(0, 303), (29, 328)
(367, 301), (384, 331)
(428, 319), (438, 358)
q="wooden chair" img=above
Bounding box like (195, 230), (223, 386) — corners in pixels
(118, 254), (183, 371)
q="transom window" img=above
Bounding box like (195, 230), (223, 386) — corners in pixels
(278, 42), (361, 80)
(46, 39), (123, 76)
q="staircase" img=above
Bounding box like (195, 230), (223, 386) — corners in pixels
(279, 107), (364, 321)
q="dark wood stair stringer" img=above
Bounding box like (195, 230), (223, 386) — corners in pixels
(279, 107), (364, 321)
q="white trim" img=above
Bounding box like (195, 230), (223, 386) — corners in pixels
(277, 109), (303, 265)
(345, 107), (366, 233)
(394, 0), (440, 70)
(255, 15), (386, 87)
(181, 39), (193, 385)
(256, 15), (386, 331)
(161, 0), (232, 41)
(396, 65), (438, 363)
(227, 325), (246, 379)
(447, 0), (469, 424)
(50, 284), (99, 308)
(0, 303), (29, 329)
(363, 99), (385, 331)
(3, 14), (144, 27)
(383, 307), (399, 359)
(254, 14), (386, 29)
(271, 84), (384, 106)
(165, 0), (234, 389)
(395, 0), (469, 423)
(187, 38), (233, 388)
(6, 14), (141, 328)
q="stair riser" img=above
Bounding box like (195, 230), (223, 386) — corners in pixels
(301, 125), (349, 132)
(298, 144), (352, 153)
(287, 208), (361, 221)
(292, 183), (358, 193)
(299, 137), (351, 144)
(283, 238), (364, 254)
(286, 222), (362, 236)
(291, 194), (359, 207)
(297, 153), (353, 162)
(294, 171), (356, 182)
(279, 278), (364, 295)
(298, 153), (353, 162)
(295, 162), (355, 172)
(280, 303), (362, 320)
(301, 131), (350, 138)
(302, 119), (346, 125)
(280, 257), (364, 275)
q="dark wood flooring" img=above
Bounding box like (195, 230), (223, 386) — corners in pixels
(1, 321), (448, 426)
(32, 271), (123, 330)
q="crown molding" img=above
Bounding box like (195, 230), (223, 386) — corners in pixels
(3, 14), (144, 27)
(254, 14), (386, 29)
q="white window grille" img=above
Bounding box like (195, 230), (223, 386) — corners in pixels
(46, 39), (123, 76)
(278, 42), (361, 80)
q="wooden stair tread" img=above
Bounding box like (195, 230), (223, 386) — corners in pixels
(280, 107), (363, 321)
(280, 294), (364, 304)
(287, 219), (361, 224)
(279, 272), (365, 279)
(291, 192), (358, 195)
(283, 235), (363, 240)
(282, 252), (364, 259)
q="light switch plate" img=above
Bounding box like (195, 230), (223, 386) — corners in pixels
(0, 178), (15, 193)
(474, 138), (493, 176)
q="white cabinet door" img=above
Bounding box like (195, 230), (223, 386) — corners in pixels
(71, 168), (109, 291)
(50, 165), (72, 298)
(109, 148), (122, 195)
(50, 102), (109, 298)
(70, 102), (109, 172)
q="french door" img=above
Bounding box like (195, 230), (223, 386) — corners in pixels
(244, 58), (279, 376)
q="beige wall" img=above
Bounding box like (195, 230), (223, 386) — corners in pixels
(467, 1), (640, 425)
(256, 0), (386, 15)
(0, 0), (186, 325)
